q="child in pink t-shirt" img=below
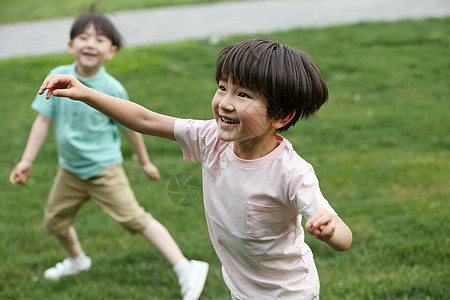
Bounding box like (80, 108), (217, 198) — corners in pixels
(39, 38), (352, 300)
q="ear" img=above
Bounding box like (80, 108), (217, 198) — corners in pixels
(68, 40), (74, 53)
(271, 111), (296, 130)
(106, 45), (118, 61)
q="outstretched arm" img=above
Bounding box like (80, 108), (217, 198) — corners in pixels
(39, 74), (176, 140)
(305, 208), (352, 251)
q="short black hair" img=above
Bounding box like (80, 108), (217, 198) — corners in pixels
(216, 38), (328, 132)
(70, 13), (123, 49)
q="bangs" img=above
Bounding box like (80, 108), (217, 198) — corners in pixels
(214, 38), (328, 131)
(215, 39), (275, 92)
(70, 14), (123, 49)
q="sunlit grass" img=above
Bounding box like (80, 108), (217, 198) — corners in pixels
(1, 17), (449, 299)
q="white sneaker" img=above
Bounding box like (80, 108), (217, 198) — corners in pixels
(43, 256), (92, 280)
(179, 260), (209, 300)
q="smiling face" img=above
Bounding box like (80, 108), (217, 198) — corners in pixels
(68, 23), (117, 78)
(215, 39), (329, 136)
(212, 80), (288, 159)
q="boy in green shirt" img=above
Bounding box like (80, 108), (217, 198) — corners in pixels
(9, 13), (208, 300)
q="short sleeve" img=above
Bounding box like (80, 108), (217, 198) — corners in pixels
(289, 163), (337, 220)
(174, 118), (220, 163)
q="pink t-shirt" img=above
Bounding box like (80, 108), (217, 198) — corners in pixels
(174, 119), (337, 300)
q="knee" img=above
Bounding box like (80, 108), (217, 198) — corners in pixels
(43, 212), (70, 237)
(119, 213), (153, 233)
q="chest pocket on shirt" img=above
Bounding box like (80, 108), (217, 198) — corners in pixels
(246, 202), (296, 238)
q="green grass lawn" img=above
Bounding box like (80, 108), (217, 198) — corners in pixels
(0, 0), (233, 24)
(1, 17), (449, 299)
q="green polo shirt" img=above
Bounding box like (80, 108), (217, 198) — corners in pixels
(32, 63), (129, 179)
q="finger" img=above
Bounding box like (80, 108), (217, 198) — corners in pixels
(307, 208), (327, 224)
(9, 173), (18, 184)
(46, 89), (54, 100)
(39, 75), (55, 94)
(312, 213), (333, 228)
(10, 172), (25, 185)
(306, 213), (321, 227)
(50, 87), (67, 98)
(38, 79), (54, 99)
(320, 225), (334, 237)
(314, 228), (322, 237)
(38, 81), (47, 95)
(150, 173), (160, 181)
(17, 176), (26, 185)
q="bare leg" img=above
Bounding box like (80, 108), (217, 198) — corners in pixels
(142, 220), (209, 299)
(55, 226), (84, 258)
(141, 219), (184, 266)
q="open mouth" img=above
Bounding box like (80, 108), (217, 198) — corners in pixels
(221, 116), (238, 124)
(82, 51), (97, 57)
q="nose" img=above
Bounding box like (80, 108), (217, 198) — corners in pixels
(218, 96), (234, 111)
(86, 37), (96, 48)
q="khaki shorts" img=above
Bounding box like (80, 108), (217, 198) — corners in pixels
(44, 164), (153, 236)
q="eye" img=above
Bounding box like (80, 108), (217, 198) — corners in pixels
(97, 37), (107, 43)
(238, 92), (250, 98)
(218, 85), (226, 92)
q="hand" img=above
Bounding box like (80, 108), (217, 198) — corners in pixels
(9, 160), (32, 185)
(142, 162), (160, 181)
(38, 74), (86, 100)
(305, 208), (337, 241)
